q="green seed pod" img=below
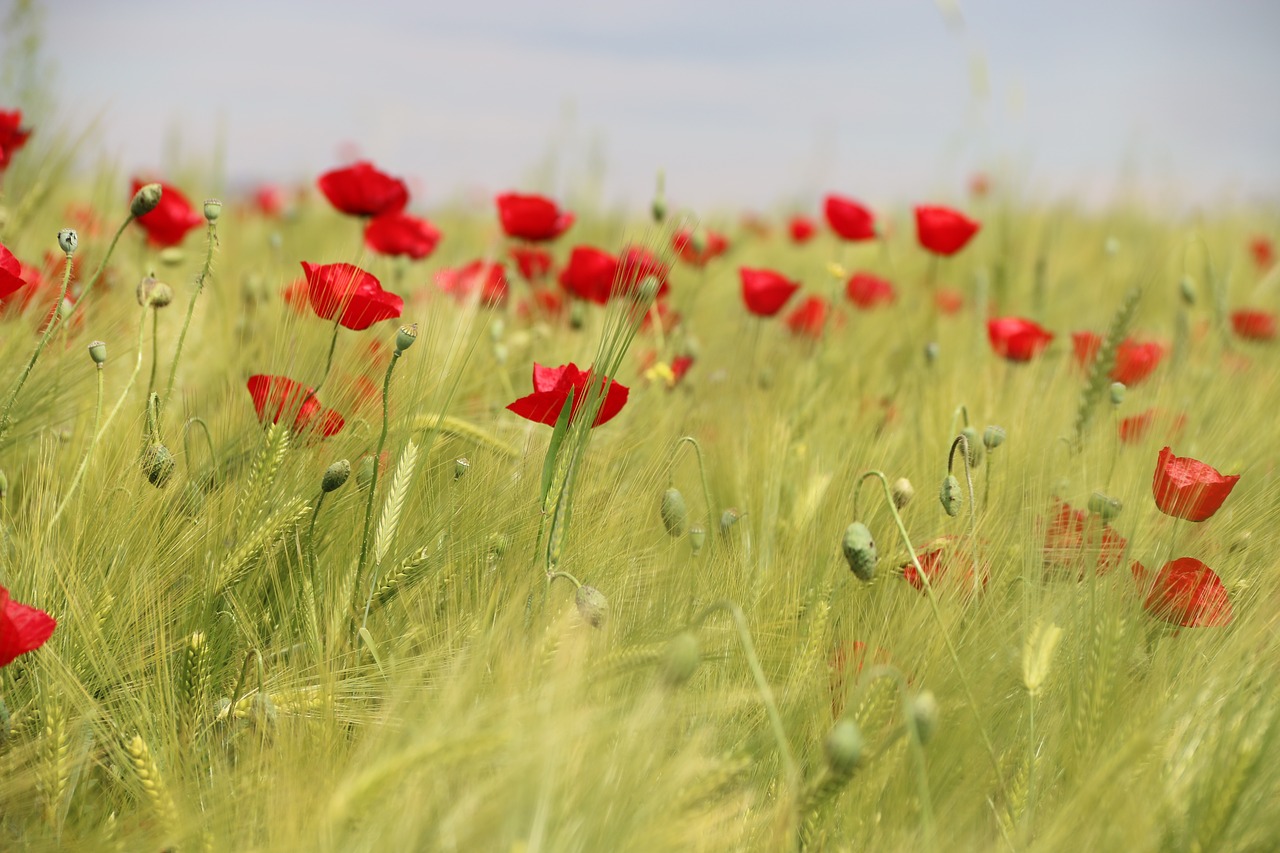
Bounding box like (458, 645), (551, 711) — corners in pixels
(130, 182), (163, 217)
(982, 425), (1006, 451)
(939, 475), (962, 518)
(454, 457), (471, 480)
(395, 323), (418, 353)
(1109, 382), (1126, 406)
(203, 198), (222, 223)
(660, 487), (689, 537)
(143, 443), (176, 488)
(575, 585), (608, 629)
(909, 690), (939, 745)
(688, 524), (706, 557)
(136, 274), (169, 307)
(719, 507), (742, 536)
(841, 522), (877, 582)
(960, 426), (983, 468)
(57, 228), (78, 256)
(1087, 491), (1122, 521)
(824, 719), (864, 776)
(661, 631), (701, 687)
(355, 455), (376, 490)
(88, 340), (107, 365)
(322, 459), (351, 493)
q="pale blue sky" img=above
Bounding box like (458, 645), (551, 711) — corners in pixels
(42, 0), (1280, 212)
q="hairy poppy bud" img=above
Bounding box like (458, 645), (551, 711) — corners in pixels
(1087, 490), (1122, 521)
(688, 524), (706, 557)
(575, 585), (608, 628)
(660, 487), (689, 537)
(939, 475), (962, 517)
(841, 522), (877, 582)
(203, 198), (222, 223)
(395, 323), (418, 354)
(322, 459), (351, 493)
(130, 182), (163, 217)
(569, 300), (587, 330)
(136, 274), (171, 308)
(143, 443), (176, 488)
(57, 228), (78, 256)
(982, 425), (1006, 451)
(454, 457), (471, 480)
(824, 719), (864, 776)
(636, 276), (661, 304)
(1109, 382), (1125, 406)
(891, 477), (915, 509)
(662, 631), (700, 687)
(909, 690), (939, 744)
(960, 426), (982, 467)
(88, 340), (107, 366)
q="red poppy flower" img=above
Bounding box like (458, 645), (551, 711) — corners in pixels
(672, 229), (729, 267)
(518, 286), (565, 319)
(823, 194), (876, 242)
(363, 211), (441, 260)
(434, 260), (509, 307)
(1249, 236), (1275, 271)
(936, 288), (964, 315)
(915, 205), (980, 256)
(786, 295), (830, 339)
(1071, 332), (1165, 385)
(559, 246), (617, 305)
(130, 179), (204, 248)
(1230, 309), (1276, 342)
(246, 374), (345, 437)
(639, 350), (694, 388)
(1140, 557), (1232, 627)
(254, 183), (286, 217)
(900, 536), (988, 594)
(506, 362), (629, 428)
(740, 267), (800, 317)
(281, 277), (308, 314)
(1152, 446), (1239, 522)
(510, 246), (554, 282)
(788, 215), (817, 244)
(1118, 409), (1156, 444)
(301, 262), (403, 330)
(0, 110), (32, 171)
(0, 242), (29, 301)
(987, 317), (1054, 362)
(615, 246), (670, 299)
(844, 272), (897, 309)
(317, 161), (409, 217)
(1041, 500), (1129, 578)
(0, 584), (56, 668)
(495, 192), (575, 242)
(828, 641), (894, 718)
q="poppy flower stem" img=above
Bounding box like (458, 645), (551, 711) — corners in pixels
(355, 347), (403, 631)
(546, 571), (582, 590)
(669, 436), (716, 553)
(182, 417), (216, 484)
(0, 244), (75, 439)
(146, 309), (160, 411)
(947, 435), (980, 545)
(313, 314), (344, 395)
(160, 220), (218, 428)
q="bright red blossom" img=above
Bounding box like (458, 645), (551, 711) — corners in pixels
(317, 161), (409, 217)
(559, 246), (617, 305)
(0, 584), (57, 668)
(987, 317), (1054, 362)
(1140, 557), (1232, 627)
(1230, 309), (1276, 342)
(363, 211), (441, 260)
(936, 288), (965, 315)
(254, 183), (286, 217)
(915, 205), (981, 256)
(786, 295), (830, 339)
(823, 194), (876, 241)
(434, 260), (509, 307)
(1071, 332), (1166, 385)
(1249, 236), (1275, 270)
(844, 272), (896, 309)
(672, 229), (729, 267)
(901, 536), (988, 595)
(510, 246), (554, 282)
(246, 375), (345, 437)
(495, 192), (574, 242)
(1152, 446), (1239, 522)
(301, 262), (403, 330)
(131, 179), (204, 247)
(788, 215), (817, 244)
(0, 242), (28, 301)
(0, 109), (32, 171)
(506, 363), (629, 428)
(740, 267), (800, 317)
(615, 246), (669, 299)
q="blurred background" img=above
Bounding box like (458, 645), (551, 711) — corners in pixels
(5, 0), (1280, 211)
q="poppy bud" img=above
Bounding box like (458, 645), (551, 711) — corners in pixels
(982, 425), (1006, 451)
(1178, 276), (1196, 307)
(939, 475), (962, 517)
(824, 719), (864, 776)
(651, 170), (666, 224)
(688, 524), (706, 557)
(136, 274), (166, 307)
(203, 198), (222, 223)
(841, 522), (877, 582)
(661, 631), (700, 687)
(719, 507), (742, 536)
(891, 477), (914, 509)
(322, 459), (351, 493)
(636, 276), (661, 304)
(159, 247), (186, 267)
(924, 342), (940, 365)
(395, 323), (418, 354)
(909, 690), (939, 744)
(660, 487), (689, 537)
(250, 692), (278, 732)
(569, 301), (587, 329)
(143, 443), (176, 488)
(575, 584), (608, 628)
(454, 457), (471, 480)
(1109, 382), (1126, 406)
(356, 455), (376, 490)
(88, 340), (107, 366)
(130, 182), (163, 217)
(57, 228), (78, 256)
(1087, 491), (1122, 521)
(960, 426), (983, 467)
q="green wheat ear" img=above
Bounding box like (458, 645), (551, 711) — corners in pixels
(1073, 286), (1141, 444)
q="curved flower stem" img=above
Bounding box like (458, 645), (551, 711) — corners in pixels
(312, 314), (344, 395)
(356, 348), (403, 632)
(691, 599), (797, 789)
(48, 305), (151, 534)
(947, 435), (979, 546)
(854, 469), (1006, 795)
(161, 220), (218, 427)
(546, 570), (583, 590)
(182, 417), (217, 483)
(670, 436), (715, 553)
(306, 492), (327, 585)
(947, 404), (970, 439)
(0, 248), (75, 437)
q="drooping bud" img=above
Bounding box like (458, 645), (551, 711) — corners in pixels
(136, 274), (170, 308)
(143, 443), (176, 488)
(130, 182), (163, 217)
(203, 198), (222, 223)
(454, 457), (471, 480)
(908, 690), (939, 744)
(1087, 491), (1122, 522)
(841, 522), (878, 582)
(823, 719), (864, 776)
(661, 631), (700, 687)
(660, 487), (689, 537)
(395, 323), (418, 354)
(88, 340), (107, 365)
(939, 475), (962, 518)
(982, 425), (1006, 451)
(575, 585), (608, 628)
(719, 507), (742, 536)
(57, 228), (78, 256)
(1109, 382), (1126, 406)
(960, 426), (982, 467)
(322, 459), (351, 493)
(891, 477), (915, 509)
(688, 524), (706, 557)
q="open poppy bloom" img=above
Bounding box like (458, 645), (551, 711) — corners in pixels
(1152, 446), (1239, 522)
(823, 194), (876, 241)
(301, 262), (403, 330)
(788, 215), (817, 244)
(1139, 557), (1232, 627)
(558, 246), (617, 305)
(915, 205), (980, 256)
(506, 362), (629, 428)
(1071, 332), (1165, 385)
(317, 161), (409, 217)
(0, 243), (29, 301)
(1041, 500), (1128, 578)
(434, 260), (509, 307)
(740, 267), (800, 317)
(786, 295), (830, 339)
(363, 211), (441, 260)
(1230, 309), (1276, 342)
(0, 584), (56, 668)
(1117, 409), (1187, 445)
(0, 109), (32, 171)
(987, 317), (1054, 361)
(246, 374), (345, 437)
(672, 229), (729, 267)
(495, 192), (575, 242)
(844, 272), (897, 309)
(510, 246), (553, 282)
(130, 179), (204, 247)
(614, 246), (669, 300)
(900, 536), (988, 595)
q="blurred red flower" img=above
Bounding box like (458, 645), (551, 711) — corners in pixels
(915, 205), (980, 256)
(844, 272), (897, 309)
(510, 246), (554, 282)
(740, 267), (800, 317)
(935, 288), (965, 315)
(615, 246), (669, 299)
(968, 172), (991, 199)
(317, 161), (408, 217)
(496, 192), (574, 242)
(786, 295), (830, 339)
(788, 215), (817, 244)
(1071, 332), (1166, 385)
(0, 584), (56, 668)
(1140, 557), (1232, 627)
(506, 362), (629, 428)
(1041, 500), (1128, 578)
(987, 317), (1053, 362)
(672, 228), (729, 267)
(246, 374), (345, 437)
(900, 536), (988, 594)
(0, 242), (29, 301)
(434, 260), (509, 307)
(130, 179), (204, 247)
(301, 261), (403, 330)
(363, 211), (441, 260)
(1249, 236), (1275, 270)
(0, 109), (32, 171)
(1230, 309), (1276, 342)
(823, 194), (876, 241)
(558, 246), (617, 305)
(1152, 446), (1239, 522)
(254, 183), (286, 217)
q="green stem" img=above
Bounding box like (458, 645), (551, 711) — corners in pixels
(356, 350), (402, 632)
(947, 436), (980, 547)
(546, 570), (583, 590)
(161, 221), (217, 426)
(147, 309), (159, 411)
(182, 417), (217, 484)
(670, 436), (715, 554)
(313, 314), (344, 394)
(0, 248), (75, 437)
(306, 492), (327, 585)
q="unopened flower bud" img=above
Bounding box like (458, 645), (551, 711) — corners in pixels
(569, 300), (587, 329)
(395, 323), (418, 353)
(454, 457), (471, 480)
(651, 170), (666, 224)
(143, 443), (176, 488)
(575, 584), (608, 628)
(909, 690), (939, 744)
(636, 276), (660, 304)
(1087, 491), (1122, 521)
(824, 719), (864, 776)
(136, 274), (165, 307)
(660, 487), (689, 537)
(924, 341), (940, 365)
(57, 228), (78, 256)
(891, 477), (915, 509)
(322, 459), (351, 493)
(130, 182), (163, 217)
(939, 475), (962, 517)
(203, 198), (222, 223)
(841, 522), (878, 582)
(719, 507), (742, 536)
(688, 524), (706, 557)
(88, 340), (107, 365)
(1109, 382), (1126, 406)
(1178, 275), (1196, 306)
(960, 426), (983, 468)
(982, 425), (1006, 451)
(661, 631), (700, 687)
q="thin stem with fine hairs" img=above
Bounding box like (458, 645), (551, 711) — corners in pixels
(356, 345), (406, 633)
